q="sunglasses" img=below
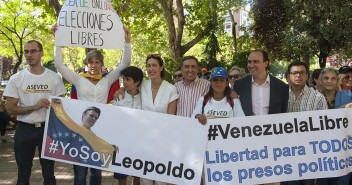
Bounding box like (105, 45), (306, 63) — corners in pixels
(344, 74), (351, 80)
(229, 75), (241, 79)
(147, 53), (161, 59)
(173, 73), (182, 78)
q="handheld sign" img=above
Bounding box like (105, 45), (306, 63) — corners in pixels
(55, 0), (124, 49)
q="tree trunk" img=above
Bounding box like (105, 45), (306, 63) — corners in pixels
(158, 0), (213, 63)
(228, 9), (237, 53)
(318, 53), (327, 68)
(318, 46), (331, 68)
(48, 0), (62, 17)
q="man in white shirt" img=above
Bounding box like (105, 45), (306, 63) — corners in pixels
(4, 40), (66, 185)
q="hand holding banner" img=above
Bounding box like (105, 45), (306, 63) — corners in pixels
(42, 97), (207, 185)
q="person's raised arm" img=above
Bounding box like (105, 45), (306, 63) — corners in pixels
(106, 27), (132, 83)
(51, 24), (81, 85)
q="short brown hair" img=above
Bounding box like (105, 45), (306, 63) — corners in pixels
(84, 50), (104, 66)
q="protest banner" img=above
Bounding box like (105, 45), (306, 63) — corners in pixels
(205, 108), (352, 184)
(55, 0), (124, 49)
(41, 97), (207, 185)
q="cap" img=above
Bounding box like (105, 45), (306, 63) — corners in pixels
(202, 68), (208, 73)
(210, 67), (228, 80)
(339, 66), (352, 74)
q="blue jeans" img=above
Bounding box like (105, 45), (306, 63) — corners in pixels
(73, 165), (101, 185)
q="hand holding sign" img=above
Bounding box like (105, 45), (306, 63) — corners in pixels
(123, 27), (131, 43)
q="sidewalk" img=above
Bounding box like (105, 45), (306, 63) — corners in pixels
(0, 130), (121, 185)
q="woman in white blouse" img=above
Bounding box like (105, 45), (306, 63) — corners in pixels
(139, 54), (178, 185)
(140, 54), (178, 114)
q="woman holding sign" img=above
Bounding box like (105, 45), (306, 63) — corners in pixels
(52, 24), (131, 185)
(192, 67), (245, 124)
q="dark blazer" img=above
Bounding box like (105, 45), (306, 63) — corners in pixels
(233, 75), (289, 116)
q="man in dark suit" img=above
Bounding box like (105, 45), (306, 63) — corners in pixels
(234, 49), (288, 117)
(234, 50), (289, 185)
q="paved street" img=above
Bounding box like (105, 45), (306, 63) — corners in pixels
(0, 129), (123, 185)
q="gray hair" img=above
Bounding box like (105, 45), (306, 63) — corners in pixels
(320, 67), (339, 80)
(229, 66), (246, 76)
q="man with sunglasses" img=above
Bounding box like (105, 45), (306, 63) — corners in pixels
(334, 66), (352, 109)
(338, 66), (352, 91)
(4, 40), (66, 185)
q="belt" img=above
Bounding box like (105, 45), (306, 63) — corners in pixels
(18, 121), (45, 128)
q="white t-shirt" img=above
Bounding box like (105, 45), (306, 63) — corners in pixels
(4, 68), (66, 123)
(54, 43), (131, 103)
(141, 79), (179, 114)
(112, 92), (142, 109)
(191, 96), (245, 118)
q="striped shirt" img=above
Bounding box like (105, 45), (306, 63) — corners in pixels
(175, 78), (210, 117)
(288, 85), (328, 112)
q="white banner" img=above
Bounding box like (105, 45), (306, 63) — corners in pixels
(55, 0), (124, 49)
(42, 97), (207, 185)
(205, 108), (352, 184)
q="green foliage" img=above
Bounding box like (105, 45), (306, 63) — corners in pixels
(251, 0), (352, 68)
(285, 0), (352, 68)
(0, 0), (56, 72)
(251, 0), (289, 60)
(228, 51), (250, 72)
(201, 32), (222, 69)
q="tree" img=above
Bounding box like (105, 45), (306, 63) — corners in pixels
(251, 0), (352, 68)
(40, 0), (245, 76)
(0, 0), (54, 73)
(251, 0), (289, 60)
(0, 56), (14, 80)
(223, 0), (247, 54)
(286, 0), (352, 68)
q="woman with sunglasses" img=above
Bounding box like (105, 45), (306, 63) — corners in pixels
(192, 67), (244, 125)
(52, 25), (131, 185)
(139, 54), (178, 185)
(336, 66), (352, 108)
(173, 68), (183, 84)
(228, 66), (246, 88)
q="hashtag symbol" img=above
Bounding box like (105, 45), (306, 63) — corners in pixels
(208, 125), (218, 140)
(49, 140), (59, 154)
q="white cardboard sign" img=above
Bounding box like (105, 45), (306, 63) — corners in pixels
(55, 0), (124, 49)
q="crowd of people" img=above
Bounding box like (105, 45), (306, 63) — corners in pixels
(1, 26), (352, 185)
